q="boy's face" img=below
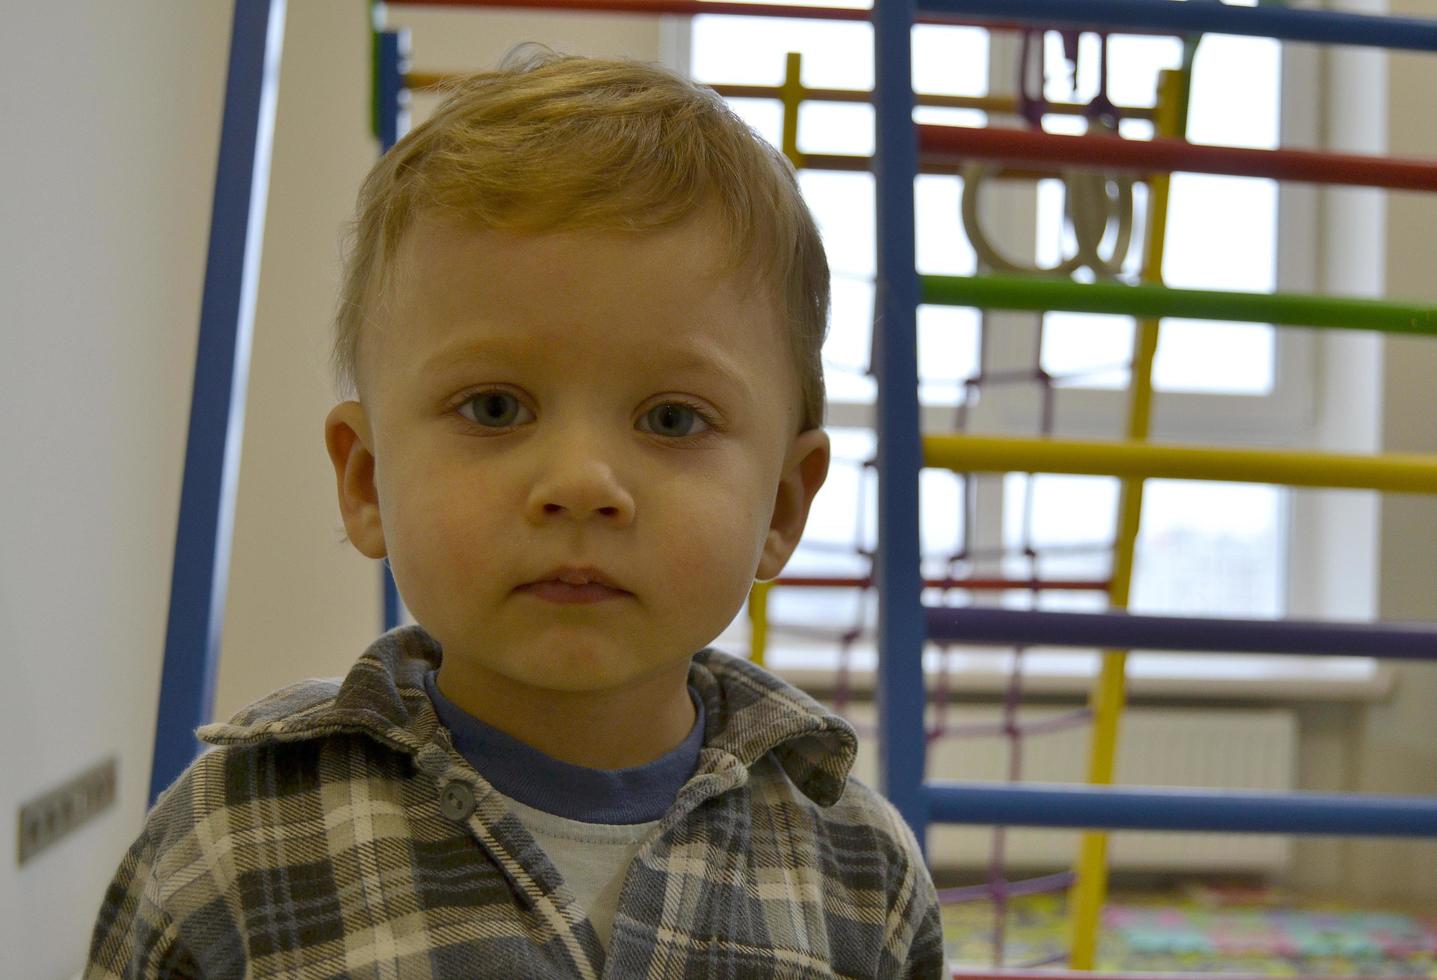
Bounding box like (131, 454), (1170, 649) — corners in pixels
(325, 212), (829, 700)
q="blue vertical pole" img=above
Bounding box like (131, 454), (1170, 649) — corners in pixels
(149, 0), (286, 805)
(374, 28), (409, 152)
(872, 0), (930, 846)
(374, 27), (409, 632)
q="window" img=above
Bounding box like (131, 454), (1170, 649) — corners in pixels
(686, 2), (1319, 681)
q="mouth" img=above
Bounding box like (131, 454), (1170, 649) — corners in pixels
(526, 566), (626, 589)
(518, 580), (629, 604)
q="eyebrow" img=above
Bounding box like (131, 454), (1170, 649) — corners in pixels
(421, 336), (753, 399)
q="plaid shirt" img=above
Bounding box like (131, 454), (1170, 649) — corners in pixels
(87, 625), (945, 979)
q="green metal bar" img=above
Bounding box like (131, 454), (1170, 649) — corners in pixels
(921, 274), (1437, 336)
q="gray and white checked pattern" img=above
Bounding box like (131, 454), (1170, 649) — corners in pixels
(86, 625), (944, 978)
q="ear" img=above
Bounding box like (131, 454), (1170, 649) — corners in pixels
(756, 428), (830, 582)
(324, 401), (388, 559)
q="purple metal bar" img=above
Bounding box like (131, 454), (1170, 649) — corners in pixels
(939, 870), (1076, 904)
(927, 606), (1437, 660)
(920, 0), (1437, 53)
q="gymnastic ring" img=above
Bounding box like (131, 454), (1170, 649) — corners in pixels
(1066, 170), (1135, 280)
(959, 163), (1134, 280)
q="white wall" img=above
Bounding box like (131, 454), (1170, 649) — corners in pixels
(1, 4), (230, 977)
(0, 3), (662, 977)
(3, 3), (1435, 977)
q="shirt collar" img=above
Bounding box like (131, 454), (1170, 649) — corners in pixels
(197, 624), (858, 806)
(423, 668), (706, 823)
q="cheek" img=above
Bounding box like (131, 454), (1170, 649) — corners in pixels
(659, 484), (768, 591)
(383, 465), (501, 592)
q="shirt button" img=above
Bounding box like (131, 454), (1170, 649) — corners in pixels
(439, 781), (476, 822)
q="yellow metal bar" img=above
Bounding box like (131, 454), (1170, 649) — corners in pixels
(711, 84), (1155, 120)
(780, 52), (805, 169)
(1068, 67), (1190, 971)
(747, 579), (772, 667)
(922, 433), (1437, 495)
(748, 50), (800, 669)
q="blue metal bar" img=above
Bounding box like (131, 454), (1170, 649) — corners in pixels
(926, 605), (1437, 660)
(926, 782), (1437, 837)
(150, 0), (286, 805)
(872, 0), (930, 846)
(376, 29), (408, 154)
(919, 0), (1437, 54)
(375, 28), (409, 632)
(384, 563), (402, 632)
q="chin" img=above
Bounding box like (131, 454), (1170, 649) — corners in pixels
(526, 650), (682, 693)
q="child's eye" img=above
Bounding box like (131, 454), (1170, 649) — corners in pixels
(640, 401), (713, 439)
(455, 391), (715, 439)
(457, 390), (533, 429)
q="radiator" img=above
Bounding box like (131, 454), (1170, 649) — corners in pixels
(836, 704), (1297, 873)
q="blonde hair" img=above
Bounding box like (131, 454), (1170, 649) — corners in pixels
(331, 46), (829, 433)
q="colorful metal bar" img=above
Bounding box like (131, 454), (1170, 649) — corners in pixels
(922, 274), (1437, 337)
(951, 973), (1396, 980)
(783, 151), (1068, 180)
(403, 72), (1157, 122)
(1071, 67), (1192, 969)
(374, 30), (407, 152)
(926, 782), (1437, 837)
(747, 579), (772, 666)
(746, 52), (801, 660)
(920, 0), (1437, 53)
(923, 433), (1437, 495)
(375, 32), (408, 634)
(383, 0), (1047, 32)
(150, 0), (286, 805)
(873, 0), (931, 845)
(925, 606), (1437, 660)
(774, 575), (1110, 590)
(714, 84), (1153, 120)
(747, 574), (1107, 663)
(388, 0), (866, 17)
(940, 870), (1075, 904)
(942, 709), (1093, 742)
(921, 124), (1437, 192)
(780, 52), (804, 167)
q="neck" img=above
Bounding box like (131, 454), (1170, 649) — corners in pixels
(434, 660), (697, 770)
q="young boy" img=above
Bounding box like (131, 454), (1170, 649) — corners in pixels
(87, 48), (945, 978)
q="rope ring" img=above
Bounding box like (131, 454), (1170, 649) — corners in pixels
(959, 162), (1135, 280)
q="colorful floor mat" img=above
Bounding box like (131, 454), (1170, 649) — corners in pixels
(941, 890), (1437, 976)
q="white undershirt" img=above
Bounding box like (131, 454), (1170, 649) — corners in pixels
(498, 790), (659, 950)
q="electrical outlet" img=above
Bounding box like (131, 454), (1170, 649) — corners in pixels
(17, 757), (117, 866)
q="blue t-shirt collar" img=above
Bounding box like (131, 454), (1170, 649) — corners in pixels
(423, 669), (705, 825)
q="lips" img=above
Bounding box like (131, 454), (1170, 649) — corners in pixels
(525, 566), (627, 592)
(520, 580), (628, 604)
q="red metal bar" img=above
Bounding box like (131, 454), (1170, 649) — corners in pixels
(383, 0), (1058, 32)
(921, 125), (1437, 192)
(939, 869), (1075, 904)
(388, 0), (866, 16)
(695, 149), (1065, 180)
(949, 974), (1398, 980)
(404, 73), (1155, 122)
(939, 708), (1092, 741)
(775, 575), (1111, 590)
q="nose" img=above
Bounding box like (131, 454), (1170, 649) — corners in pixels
(524, 436), (636, 526)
